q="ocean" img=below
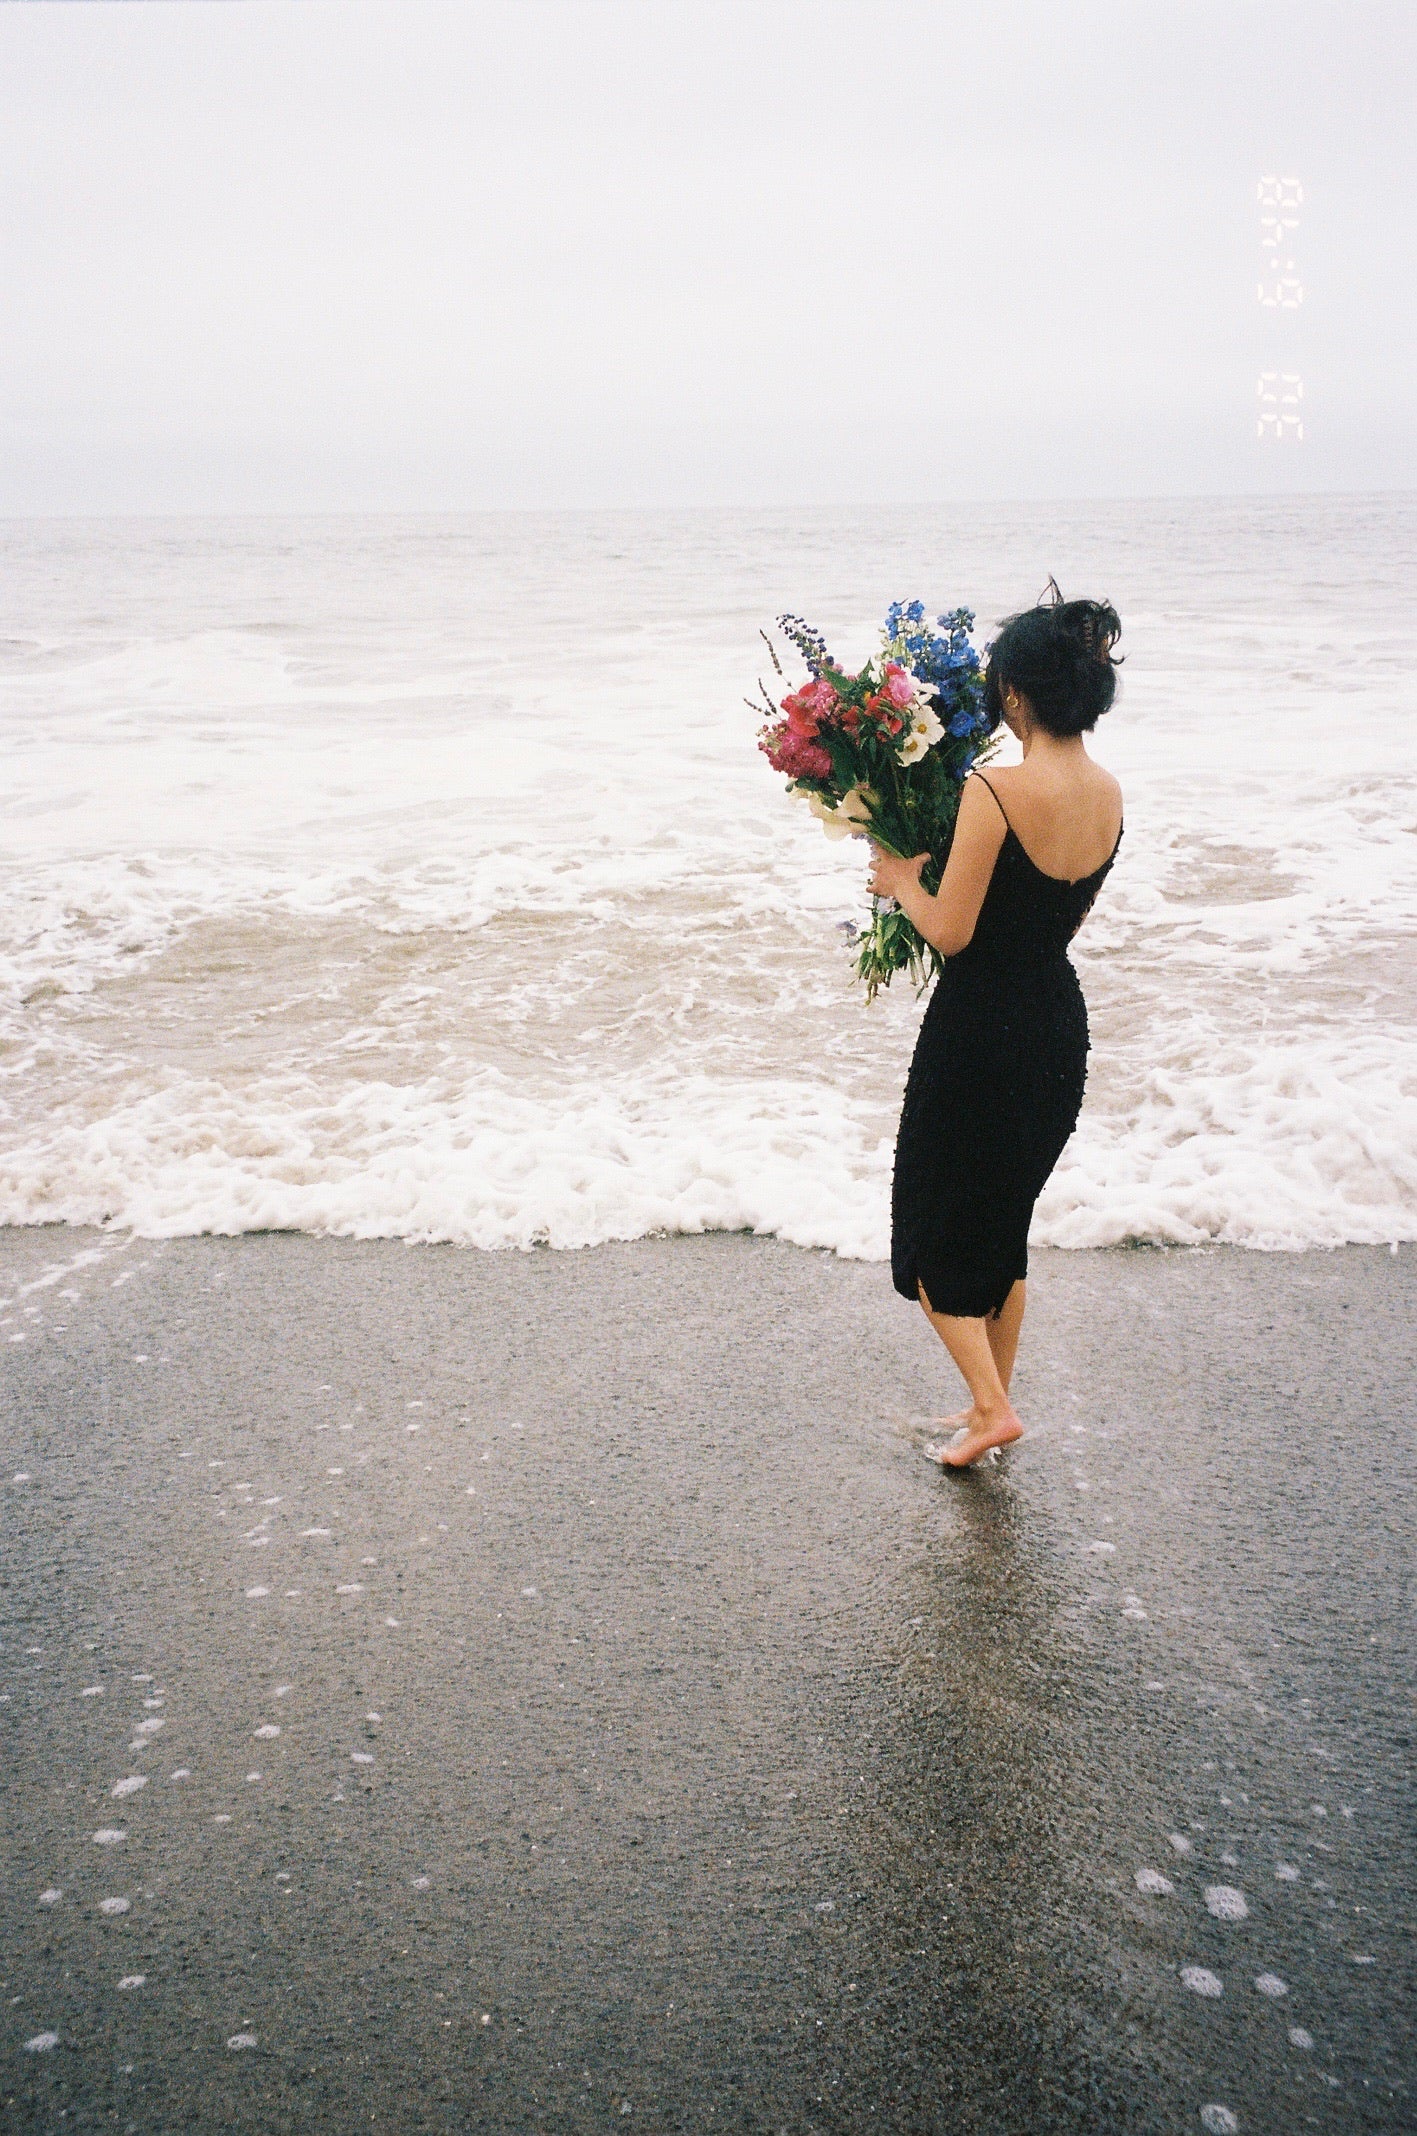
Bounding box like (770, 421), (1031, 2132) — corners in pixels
(1, 497), (1413, 1258)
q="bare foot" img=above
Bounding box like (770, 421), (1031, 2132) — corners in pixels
(937, 1406), (1024, 1468)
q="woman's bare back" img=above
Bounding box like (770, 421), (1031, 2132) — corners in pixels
(978, 756), (1123, 884)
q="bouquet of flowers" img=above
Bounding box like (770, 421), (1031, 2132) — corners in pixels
(755, 601), (993, 999)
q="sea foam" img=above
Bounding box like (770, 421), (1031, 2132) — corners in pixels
(2, 501), (1413, 1257)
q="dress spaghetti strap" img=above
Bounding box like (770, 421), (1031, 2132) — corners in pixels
(969, 772), (1012, 831)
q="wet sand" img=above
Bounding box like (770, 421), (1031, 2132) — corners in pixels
(1, 1228), (1411, 2134)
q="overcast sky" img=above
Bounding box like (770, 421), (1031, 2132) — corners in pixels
(1, 0), (1411, 511)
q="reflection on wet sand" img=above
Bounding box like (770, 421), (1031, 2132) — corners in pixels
(2, 1229), (1408, 2133)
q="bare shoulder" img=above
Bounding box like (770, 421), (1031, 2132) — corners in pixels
(1000, 756), (1122, 812)
(971, 761), (1025, 792)
(958, 770), (1011, 832)
(1092, 760), (1123, 807)
(962, 765), (1019, 805)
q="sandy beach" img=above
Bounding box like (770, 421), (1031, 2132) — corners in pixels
(0, 1228), (1410, 2133)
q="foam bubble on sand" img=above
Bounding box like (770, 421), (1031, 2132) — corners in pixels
(99, 1897), (130, 1915)
(1199, 2110), (1238, 2134)
(24, 2032), (58, 2053)
(132, 1717), (165, 1736)
(1255, 1974), (1288, 1997)
(1274, 1862), (1300, 1881)
(521, 1586), (538, 1597)
(81, 1685), (104, 1696)
(301, 1527), (332, 1538)
(227, 2033), (257, 2050)
(214, 1814), (232, 1824)
(117, 1975), (146, 1990)
(412, 1875), (431, 1889)
(1168, 1834), (1193, 1855)
(170, 1768), (191, 1780)
(351, 1751), (374, 1764)
(253, 1724), (280, 1738)
(385, 1617), (400, 1627)
(247, 1772), (262, 1783)
(1135, 1869), (1175, 1895)
(326, 1467), (344, 1475)
(37, 1888), (62, 1906)
(1205, 1886), (1249, 1921)
(1181, 1967), (1223, 1997)
(1289, 2027), (1314, 2049)
(111, 1776), (147, 1797)
(335, 1583), (363, 1594)
(274, 1685), (293, 1697)
(1088, 1541), (1116, 1553)
(92, 1829), (126, 1846)
(245, 1586), (270, 1599)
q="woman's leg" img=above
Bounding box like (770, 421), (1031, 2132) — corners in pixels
(986, 1279), (1026, 1392)
(918, 1281), (1024, 1466)
(929, 1282), (1025, 1427)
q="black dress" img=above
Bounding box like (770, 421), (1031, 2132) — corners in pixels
(891, 775), (1121, 1319)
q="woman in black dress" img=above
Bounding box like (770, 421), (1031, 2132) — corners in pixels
(867, 593), (1124, 1469)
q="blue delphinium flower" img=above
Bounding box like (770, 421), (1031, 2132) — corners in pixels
(777, 613), (828, 677)
(877, 597), (986, 774)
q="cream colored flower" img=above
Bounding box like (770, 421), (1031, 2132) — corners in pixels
(912, 695), (945, 744)
(897, 698), (944, 764)
(809, 783), (875, 840)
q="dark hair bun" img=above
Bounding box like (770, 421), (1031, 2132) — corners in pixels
(981, 584), (1122, 738)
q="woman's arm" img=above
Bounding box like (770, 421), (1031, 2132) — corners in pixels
(865, 776), (1008, 957)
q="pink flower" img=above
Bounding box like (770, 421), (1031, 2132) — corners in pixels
(882, 663), (916, 710)
(782, 676), (840, 738)
(759, 723), (833, 781)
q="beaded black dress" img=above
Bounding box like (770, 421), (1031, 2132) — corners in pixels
(891, 775), (1121, 1319)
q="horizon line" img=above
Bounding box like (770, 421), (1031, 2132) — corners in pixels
(2, 484), (1413, 524)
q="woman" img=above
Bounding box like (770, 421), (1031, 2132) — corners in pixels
(867, 590), (1124, 1470)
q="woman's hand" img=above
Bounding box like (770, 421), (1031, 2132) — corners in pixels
(866, 844), (929, 903)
